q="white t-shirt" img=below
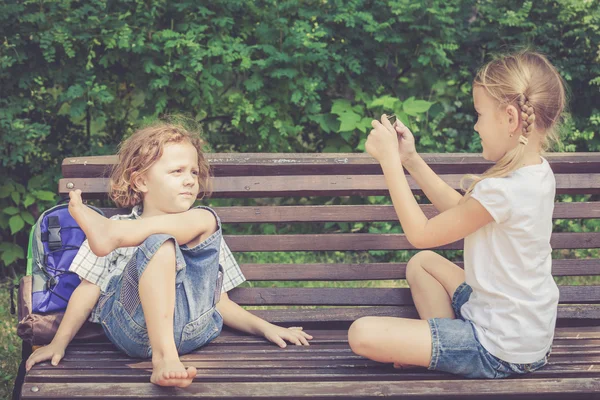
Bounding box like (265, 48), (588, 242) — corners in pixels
(460, 157), (559, 364)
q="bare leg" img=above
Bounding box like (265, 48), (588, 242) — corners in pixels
(68, 190), (216, 256)
(348, 317), (432, 368)
(386, 251), (464, 369)
(406, 250), (465, 320)
(140, 239), (197, 387)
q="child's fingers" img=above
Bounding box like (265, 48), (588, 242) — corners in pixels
(26, 351), (46, 371)
(270, 334), (287, 348)
(381, 114), (395, 132)
(295, 333), (310, 346)
(283, 332), (302, 346)
(51, 353), (62, 366)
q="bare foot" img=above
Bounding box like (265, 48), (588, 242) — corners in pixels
(68, 189), (119, 257)
(150, 359), (197, 388)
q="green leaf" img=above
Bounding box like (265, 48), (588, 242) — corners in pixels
(403, 97), (434, 116)
(34, 190), (56, 201)
(11, 191), (20, 205)
(23, 194), (36, 208)
(331, 100), (353, 116)
(311, 114), (339, 134)
(0, 185), (13, 199)
(340, 131), (353, 142)
(21, 211), (35, 225)
(0, 243), (24, 265)
(368, 95), (399, 110)
(9, 215), (25, 234)
(338, 112), (361, 132)
(3, 207), (20, 216)
(356, 117), (373, 133)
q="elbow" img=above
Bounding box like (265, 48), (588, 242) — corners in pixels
(407, 234), (429, 250)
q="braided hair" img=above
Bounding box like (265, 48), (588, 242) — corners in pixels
(462, 50), (567, 194)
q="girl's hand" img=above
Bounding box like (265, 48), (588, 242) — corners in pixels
(263, 324), (313, 348)
(393, 118), (418, 164)
(25, 341), (67, 371)
(366, 115), (401, 164)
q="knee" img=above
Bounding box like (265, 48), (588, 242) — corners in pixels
(405, 250), (435, 285)
(348, 317), (376, 356)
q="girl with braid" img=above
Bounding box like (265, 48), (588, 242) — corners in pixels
(349, 50), (567, 379)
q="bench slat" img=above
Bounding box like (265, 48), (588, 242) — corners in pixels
(246, 305), (600, 323)
(239, 259), (600, 280)
(222, 232), (600, 251)
(20, 378), (600, 399)
(227, 286), (600, 306)
(62, 153), (600, 177)
(59, 173), (600, 197)
(100, 202), (600, 221)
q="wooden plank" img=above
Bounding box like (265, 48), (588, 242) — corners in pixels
(100, 202), (600, 221)
(214, 203), (600, 222)
(58, 173), (600, 197)
(222, 232), (600, 251)
(245, 305), (600, 323)
(62, 152), (600, 177)
(226, 286), (600, 306)
(20, 378), (600, 399)
(238, 259), (600, 281)
(22, 364), (600, 385)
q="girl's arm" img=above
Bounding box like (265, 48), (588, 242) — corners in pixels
(367, 117), (494, 249)
(391, 120), (462, 212)
(26, 279), (100, 371)
(380, 156), (493, 248)
(216, 292), (312, 348)
(402, 154), (463, 212)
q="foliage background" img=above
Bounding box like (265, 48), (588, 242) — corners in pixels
(1, 0), (599, 398)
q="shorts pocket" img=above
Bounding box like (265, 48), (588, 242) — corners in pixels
(177, 306), (223, 355)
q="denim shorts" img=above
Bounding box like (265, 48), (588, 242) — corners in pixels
(427, 282), (550, 378)
(98, 206), (224, 358)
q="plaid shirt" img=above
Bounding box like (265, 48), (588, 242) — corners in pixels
(70, 205), (245, 323)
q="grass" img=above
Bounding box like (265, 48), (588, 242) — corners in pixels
(0, 279), (21, 400)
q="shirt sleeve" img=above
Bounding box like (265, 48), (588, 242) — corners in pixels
(219, 238), (246, 293)
(69, 239), (109, 288)
(470, 178), (511, 224)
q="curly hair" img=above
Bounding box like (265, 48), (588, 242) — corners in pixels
(109, 121), (212, 208)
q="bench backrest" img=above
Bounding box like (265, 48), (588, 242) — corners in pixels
(60, 153), (600, 328)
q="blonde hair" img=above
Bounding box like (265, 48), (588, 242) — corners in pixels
(109, 120), (212, 208)
(462, 50), (567, 194)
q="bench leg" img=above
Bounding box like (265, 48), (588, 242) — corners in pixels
(12, 341), (32, 400)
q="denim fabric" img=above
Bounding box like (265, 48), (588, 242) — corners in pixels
(427, 282), (549, 378)
(98, 206), (224, 358)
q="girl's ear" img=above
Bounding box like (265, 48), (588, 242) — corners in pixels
(132, 172), (148, 194)
(505, 105), (520, 136)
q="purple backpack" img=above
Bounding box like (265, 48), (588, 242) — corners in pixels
(28, 202), (104, 313)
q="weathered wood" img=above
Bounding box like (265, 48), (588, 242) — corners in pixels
(101, 202), (600, 221)
(225, 286), (600, 306)
(245, 305), (600, 323)
(62, 152), (600, 177)
(59, 173), (600, 197)
(238, 259), (600, 281)
(20, 378), (600, 399)
(21, 364), (600, 384)
(221, 232), (600, 252)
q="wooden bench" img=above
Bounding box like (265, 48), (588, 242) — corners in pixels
(16, 152), (600, 399)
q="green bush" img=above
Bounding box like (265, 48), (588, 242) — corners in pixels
(1, 0), (599, 273)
